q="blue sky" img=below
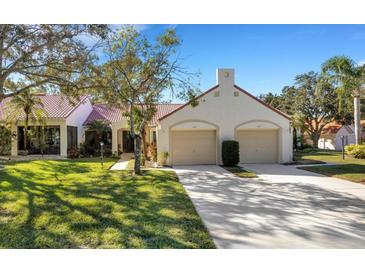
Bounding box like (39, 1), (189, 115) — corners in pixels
(117, 25), (365, 102)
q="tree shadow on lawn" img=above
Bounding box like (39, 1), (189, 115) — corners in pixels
(0, 165), (214, 249)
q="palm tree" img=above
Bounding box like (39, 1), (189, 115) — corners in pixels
(322, 56), (365, 144)
(6, 90), (46, 151)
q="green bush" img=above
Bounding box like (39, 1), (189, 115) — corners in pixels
(141, 153), (145, 166)
(345, 144), (357, 155)
(222, 140), (239, 166)
(0, 126), (13, 155)
(346, 144), (365, 159)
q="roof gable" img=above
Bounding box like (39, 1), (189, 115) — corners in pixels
(158, 84), (291, 121)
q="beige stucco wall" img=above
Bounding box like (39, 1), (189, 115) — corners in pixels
(157, 68), (293, 165)
(111, 119), (129, 155)
(10, 98), (92, 157)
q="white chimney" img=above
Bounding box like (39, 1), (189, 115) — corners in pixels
(216, 68), (235, 87)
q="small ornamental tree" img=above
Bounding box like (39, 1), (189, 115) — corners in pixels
(95, 26), (199, 175)
(222, 140), (239, 166)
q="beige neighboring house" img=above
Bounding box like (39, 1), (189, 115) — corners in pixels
(0, 94), (93, 157)
(0, 68), (293, 164)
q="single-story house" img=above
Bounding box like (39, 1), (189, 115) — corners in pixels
(156, 69), (292, 165)
(0, 94), (93, 156)
(335, 122), (365, 149)
(0, 68), (293, 164)
(303, 121), (365, 150)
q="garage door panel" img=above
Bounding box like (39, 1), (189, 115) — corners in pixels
(237, 130), (278, 163)
(172, 130), (216, 165)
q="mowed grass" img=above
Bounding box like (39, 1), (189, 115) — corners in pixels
(0, 158), (214, 248)
(222, 166), (257, 178)
(295, 150), (365, 184)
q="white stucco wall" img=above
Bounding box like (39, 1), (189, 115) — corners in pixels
(157, 68), (293, 165)
(318, 134), (336, 150)
(335, 126), (355, 150)
(65, 97), (93, 145)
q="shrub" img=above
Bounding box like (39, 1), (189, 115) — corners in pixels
(0, 126), (13, 155)
(346, 144), (365, 159)
(141, 153), (145, 166)
(159, 151), (169, 166)
(301, 147), (314, 153)
(103, 146), (112, 157)
(300, 143), (313, 150)
(68, 146), (80, 159)
(79, 142), (95, 157)
(345, 144), (357, 155)
(222, 140), (239, 166)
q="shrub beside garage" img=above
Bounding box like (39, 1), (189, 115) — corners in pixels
(222, 140), (239, 166)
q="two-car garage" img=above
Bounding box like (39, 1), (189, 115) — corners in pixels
(157, 68), (292, 166)
(170, 126), (279, 165)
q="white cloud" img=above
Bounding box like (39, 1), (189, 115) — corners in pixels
(358, 60), (365, 66)
(109, 24), (150, 33)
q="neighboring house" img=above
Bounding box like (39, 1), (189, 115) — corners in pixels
(303, 121), (365, 150)
(303, 122), (342, 150)
(335, 121), (365, 149)
(83, 103), (182, 155)
(0, 94), (93, 157)
(0, 68), (293, 164)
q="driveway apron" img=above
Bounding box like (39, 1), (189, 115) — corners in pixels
(174, 165), (365, 248)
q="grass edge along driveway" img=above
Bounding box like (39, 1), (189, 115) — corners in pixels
(0, 158), (215, 248)
(295, 150), (365, 184)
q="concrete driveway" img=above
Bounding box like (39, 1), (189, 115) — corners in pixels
(174, 165), (365, 248)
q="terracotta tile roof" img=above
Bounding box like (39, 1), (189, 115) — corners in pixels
(151, 104), (183, 125)
(83, 104), (124, 125)
(321, 122), (342, 134)
(83, 103), (183, 126)
(0, 94), (88, 120)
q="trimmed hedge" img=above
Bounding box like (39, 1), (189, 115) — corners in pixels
(345, 144), (365, 159)
(222, 140), (239, 166)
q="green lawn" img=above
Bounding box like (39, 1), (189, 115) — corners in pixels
(222, 166), (257, 178)
(0, 158), (214, 248)
(295, 150), (365, 184)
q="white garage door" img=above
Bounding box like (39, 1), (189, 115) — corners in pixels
(236, 130), (278, 163)
(171, 130), (216, 165)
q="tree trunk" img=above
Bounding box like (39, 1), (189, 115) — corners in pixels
(296, 127), (302, 149)
(134, 134), (142, 175)
(311, 132), (320, 149)
(354, 95), (361, 144)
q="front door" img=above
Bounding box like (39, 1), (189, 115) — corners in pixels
(122, 131), (134, 153)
